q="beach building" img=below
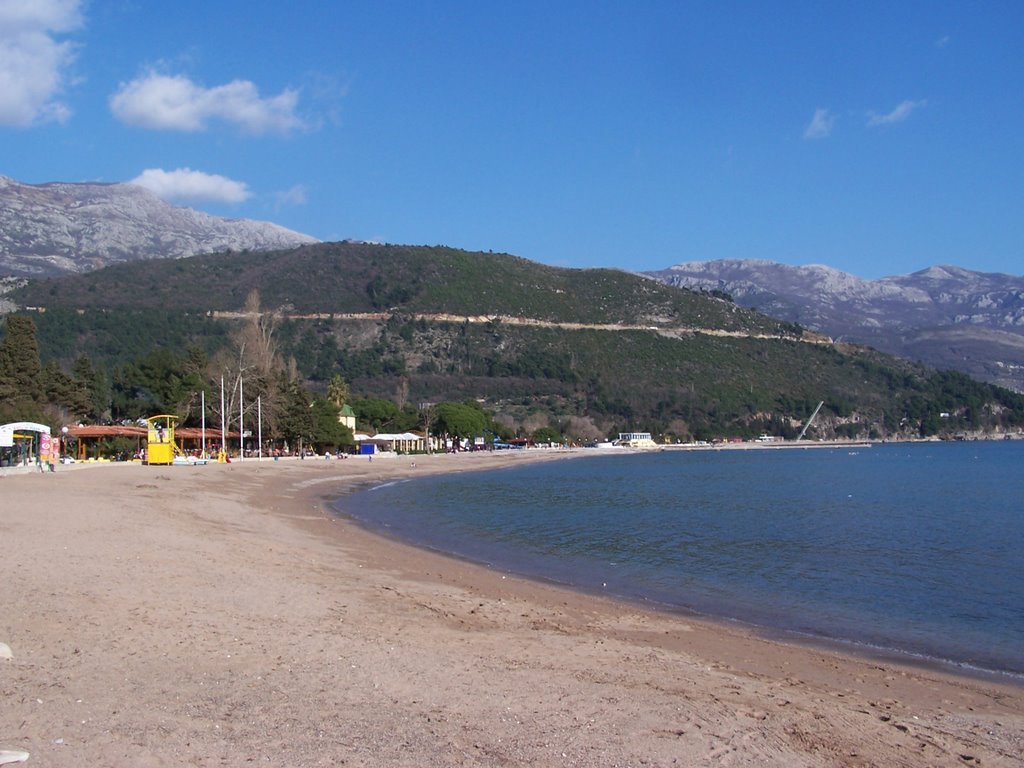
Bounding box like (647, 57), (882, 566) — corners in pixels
(0, 421), (54, 468)
(616, 431), (658, 448)
(354, 431), (434, 454)
(66, 424), (145, 461)
(62, 424), (240, 461)
(338, 404), (356, 431)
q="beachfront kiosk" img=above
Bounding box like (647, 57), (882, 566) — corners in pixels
(145, 415), (178, 465)
(0, 421), (55, 469)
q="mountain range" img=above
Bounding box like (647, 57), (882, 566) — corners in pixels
(646, 260), (1024, 393)
(0, 176), (317, 277)
(11, 242), (1023, 441)
(2, 173), (1022, 395)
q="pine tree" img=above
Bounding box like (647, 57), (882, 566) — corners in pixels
(276, 375), (314, 452)
(0, 315), (44, 421)
(71, 355), (108, 422)
(43, 360), (91, 419)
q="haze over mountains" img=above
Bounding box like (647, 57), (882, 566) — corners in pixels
(2, 174), (1022, 394)
(647, 260), (1024, 393)
(0, 176), (318, 277)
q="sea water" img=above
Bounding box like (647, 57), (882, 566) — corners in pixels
(336, 441), (1024, 678)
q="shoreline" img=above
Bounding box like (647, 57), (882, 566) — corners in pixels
(338, 492), (1024, 690)
(336, 488), (1024, 690)
(331, 447), (1024, 687)
(2, 454), (1022, 766)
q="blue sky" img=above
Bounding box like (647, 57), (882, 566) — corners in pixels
(2, 1), (1021, 279)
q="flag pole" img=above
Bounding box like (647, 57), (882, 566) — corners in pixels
(201, 389), (206, 458)
(220, 376), (226, 460)
(239, 376), (244, 461)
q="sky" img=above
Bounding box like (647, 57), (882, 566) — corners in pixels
(1, 1), (1022, 279)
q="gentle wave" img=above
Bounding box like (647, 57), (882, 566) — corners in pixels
(336, 441), (1024, 677)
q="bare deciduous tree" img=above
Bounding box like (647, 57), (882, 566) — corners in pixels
(209, 290), (286, 444)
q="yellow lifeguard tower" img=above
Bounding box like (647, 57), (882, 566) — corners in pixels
(145, 415), (178, 465)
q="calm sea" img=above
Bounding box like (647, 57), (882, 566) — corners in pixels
(335, 441), (1024, 679)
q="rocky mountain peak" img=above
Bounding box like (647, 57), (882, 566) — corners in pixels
(0, 175), (318, 277)
(646, 259), (1024, 392)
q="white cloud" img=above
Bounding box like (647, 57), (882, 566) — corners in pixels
(274, 184), (308, 209)
(130, 168), (252, 204)
(110, 71), (304, 134)
(867, 99), (927, 127)
(0, 0), (82, 127)
(803, 108), (836, 140)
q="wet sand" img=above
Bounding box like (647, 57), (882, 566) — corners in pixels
(1, 452), (1022, 766)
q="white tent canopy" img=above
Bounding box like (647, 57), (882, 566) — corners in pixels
(0, 422), (51, 448)
(354, 432), (428, 452)
(367, 432), (423, 441)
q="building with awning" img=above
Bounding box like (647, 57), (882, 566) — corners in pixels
(0, 422), (53, 467)
(65, 425), (145, 460)
(354, 431), (434, 453)
(64, 424), (238, 461)
(171, 427), (239, 455)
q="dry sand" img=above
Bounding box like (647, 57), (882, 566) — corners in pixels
(1, 452), (1022, 767)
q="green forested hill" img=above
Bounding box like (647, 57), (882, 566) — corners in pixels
(12, 242), (795, 334)
(6, 242), (1024, 442)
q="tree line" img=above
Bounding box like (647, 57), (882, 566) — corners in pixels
(0, 293), (521, 454)
(7, 285), (1024, 448)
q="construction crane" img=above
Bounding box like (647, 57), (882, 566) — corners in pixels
(796, 401), (825, 441)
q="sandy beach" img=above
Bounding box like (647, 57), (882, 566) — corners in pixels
(1, 451), (1022, 767)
